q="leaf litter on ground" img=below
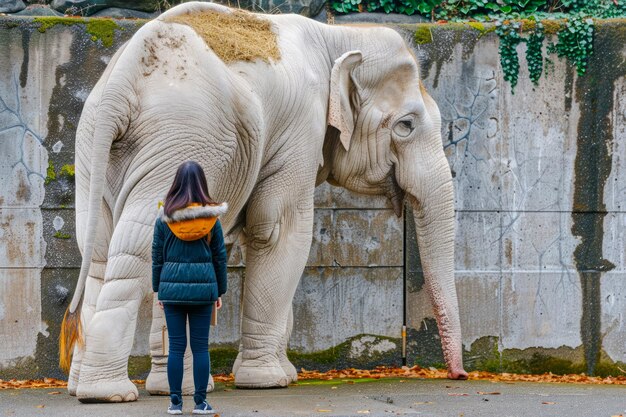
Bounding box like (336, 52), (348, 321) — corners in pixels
(4, 365), (626, 389)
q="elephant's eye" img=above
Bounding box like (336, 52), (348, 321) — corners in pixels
(393, 116), (415, 138)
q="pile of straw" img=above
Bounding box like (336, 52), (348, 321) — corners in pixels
(165, 10), (281, 63)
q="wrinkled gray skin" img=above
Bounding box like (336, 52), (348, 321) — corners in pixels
(67, 2), (467, 402)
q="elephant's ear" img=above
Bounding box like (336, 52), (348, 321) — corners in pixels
(328, 50), (363, 151)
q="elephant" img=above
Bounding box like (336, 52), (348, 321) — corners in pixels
(60, 1), (468, 403)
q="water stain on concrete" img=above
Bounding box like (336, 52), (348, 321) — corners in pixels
(571, 23), (624, 376)
(20, 30), (30, 88)
(504, 238), (512, 266)
(563, 64), (575, 114)
(15, 171), (31, 202)
(408, 25), (481, 89)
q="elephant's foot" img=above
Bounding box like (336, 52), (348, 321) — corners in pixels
(234, 361), (289, 389)
(67, 366), (80, 396)
(206, 374), (215, 393)
(145, 363), (171, 395)
(232, 352), (242, 374)
(278, 351), (298, 383)
(447, 368), (469, 380)
(67, 376), (78, 396)
(146, 360), (214, 395)
(76, 378), (138, 403)
(233, 352), (297, 385)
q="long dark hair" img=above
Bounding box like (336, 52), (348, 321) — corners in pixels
(164, 161), (214, 217)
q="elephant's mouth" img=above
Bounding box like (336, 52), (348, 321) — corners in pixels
(386, 169), (405, 217)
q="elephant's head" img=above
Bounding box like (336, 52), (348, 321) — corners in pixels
(322, 28), (467, 379)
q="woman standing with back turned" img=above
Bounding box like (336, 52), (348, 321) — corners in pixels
(152, 161), (228, 415)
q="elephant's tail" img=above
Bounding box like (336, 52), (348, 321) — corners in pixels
(59, 70), (133, 373)
(59, 306), (83, 373)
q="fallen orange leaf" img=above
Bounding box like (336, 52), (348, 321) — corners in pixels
(4, 366), (626, 391)
(542, 401), (556, 405)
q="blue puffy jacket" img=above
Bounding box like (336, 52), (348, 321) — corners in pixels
(152, 203), (228, 305)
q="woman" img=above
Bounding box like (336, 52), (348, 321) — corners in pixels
(152, 161), (228, 415)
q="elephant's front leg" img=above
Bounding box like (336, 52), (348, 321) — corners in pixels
(75, 213), (152, 402)
(232, 305), (297, 384)
(234, 186), (314, 388)
(277, 305), (297, 382)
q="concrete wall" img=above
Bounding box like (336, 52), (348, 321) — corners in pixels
(1, 16), (625, 379)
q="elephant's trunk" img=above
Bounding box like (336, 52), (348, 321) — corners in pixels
(399, 133), (467, 380)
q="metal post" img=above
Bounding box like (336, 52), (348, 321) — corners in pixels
(402, 203), (407, 367)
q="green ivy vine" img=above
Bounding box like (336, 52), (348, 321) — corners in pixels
(327, 0), (624, 92)
(330, 0), (625, 20)
(495, 20), (522, 92)
(494, 15), (595, 92)
(526, 21), (544, 85)
(549, 15), (594, 75)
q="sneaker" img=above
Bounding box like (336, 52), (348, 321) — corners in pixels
(192, 400), (216, 415)
(167, 401), (183, 415)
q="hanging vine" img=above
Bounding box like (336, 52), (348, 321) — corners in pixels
(526, 21), (545, 85)
(549, 15), (594, 76)
(493, 15), (594, 92)
(495, 20), (523, 93)
(327, 0), (626, 92)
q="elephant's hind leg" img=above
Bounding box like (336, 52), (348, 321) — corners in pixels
(69, 204), (113, 395)
(68, 265), (105, 396)
(76, 215), (152, 402)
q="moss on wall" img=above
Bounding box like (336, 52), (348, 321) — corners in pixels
(44, 160), (56, 185)
(59, 164), (75, 178)
(466, 21), (496, 38)
(289, 334), (401, 372)
(34, 17), (86, 33)
(414, 25), (433, 44)
(86, 19), (122, 48)
(207, 335), (400, 375)
(128, 355), (152, 379)
(459, 337), (626, 377)
(209, 347), (239, 374)
(34, 16), (121, 47)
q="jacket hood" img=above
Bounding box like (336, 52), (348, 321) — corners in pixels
(159, 202), (228, 241)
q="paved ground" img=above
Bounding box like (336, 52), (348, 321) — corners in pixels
(2, 378), (626, 417)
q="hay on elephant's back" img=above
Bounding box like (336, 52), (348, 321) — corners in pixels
(165, 10), (281, 63)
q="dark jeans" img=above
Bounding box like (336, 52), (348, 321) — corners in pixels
(163, 303), (212, 405)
